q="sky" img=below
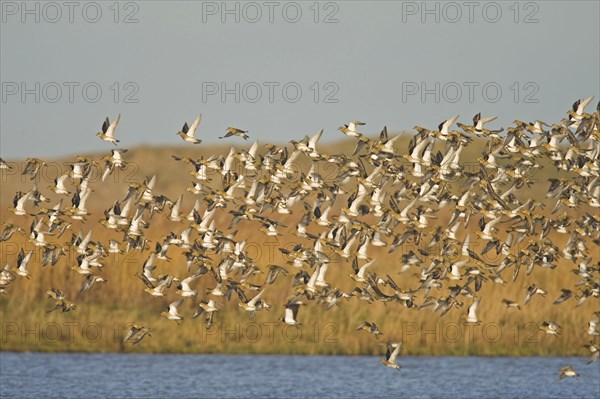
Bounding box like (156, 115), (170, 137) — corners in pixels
(1, 0), (599, 158)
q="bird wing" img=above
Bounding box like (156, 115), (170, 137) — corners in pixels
(309, 129), (323, 150)
(577, 96), (594, 114)
(388, 342), (402, 363)
(290, 303), (300, 319)
(207, 299), (216, 309)
(169, 300), (183, 314)
(172, 195), (182, 215)
(468, 298), (480, 320)
(16, 191), (32, 209)
(316, 263), (329, 284)
(440, 115), (459, 133)
(480, 115), (497, 125)
(181, 275), (198, 291)
(123, 326), (139, 343)
(307, 265), (320, 289)
(284, 306), (295, 323)
(355, 322), (367, 330)
(351, 257), (360, 275)
(248, 289), (265, 307)
(188, 114), (202, 137)
(101, 117), (110, 134)
(106, 114), (121, 137)
(358, 259), (376, 278)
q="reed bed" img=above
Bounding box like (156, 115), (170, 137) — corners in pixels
(0, 138), (597, 355)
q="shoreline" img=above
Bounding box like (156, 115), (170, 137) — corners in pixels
(0, 350), (592, 358)
(0, 348), (591, 357)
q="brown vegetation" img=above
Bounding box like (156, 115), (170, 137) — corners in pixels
(0, 137), (598, 355)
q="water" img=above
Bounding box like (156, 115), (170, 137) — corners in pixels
(1, 353), (598, 398)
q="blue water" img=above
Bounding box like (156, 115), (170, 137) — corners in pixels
(0, 353), (598, 398)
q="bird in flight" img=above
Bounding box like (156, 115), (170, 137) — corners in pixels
(96, 114), (121, 145)
(177, 114), (203, 144)
(282, 301), (302, 326)
(379, 341), (402, 371)
(123, 324), (152, 345)
(220, 127), (249, 140)
(559, 365), (579, 381)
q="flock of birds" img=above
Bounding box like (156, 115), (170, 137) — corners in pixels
(1, 96), (599, 380)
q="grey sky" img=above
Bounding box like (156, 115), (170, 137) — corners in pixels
(1, 0), (598, 158)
